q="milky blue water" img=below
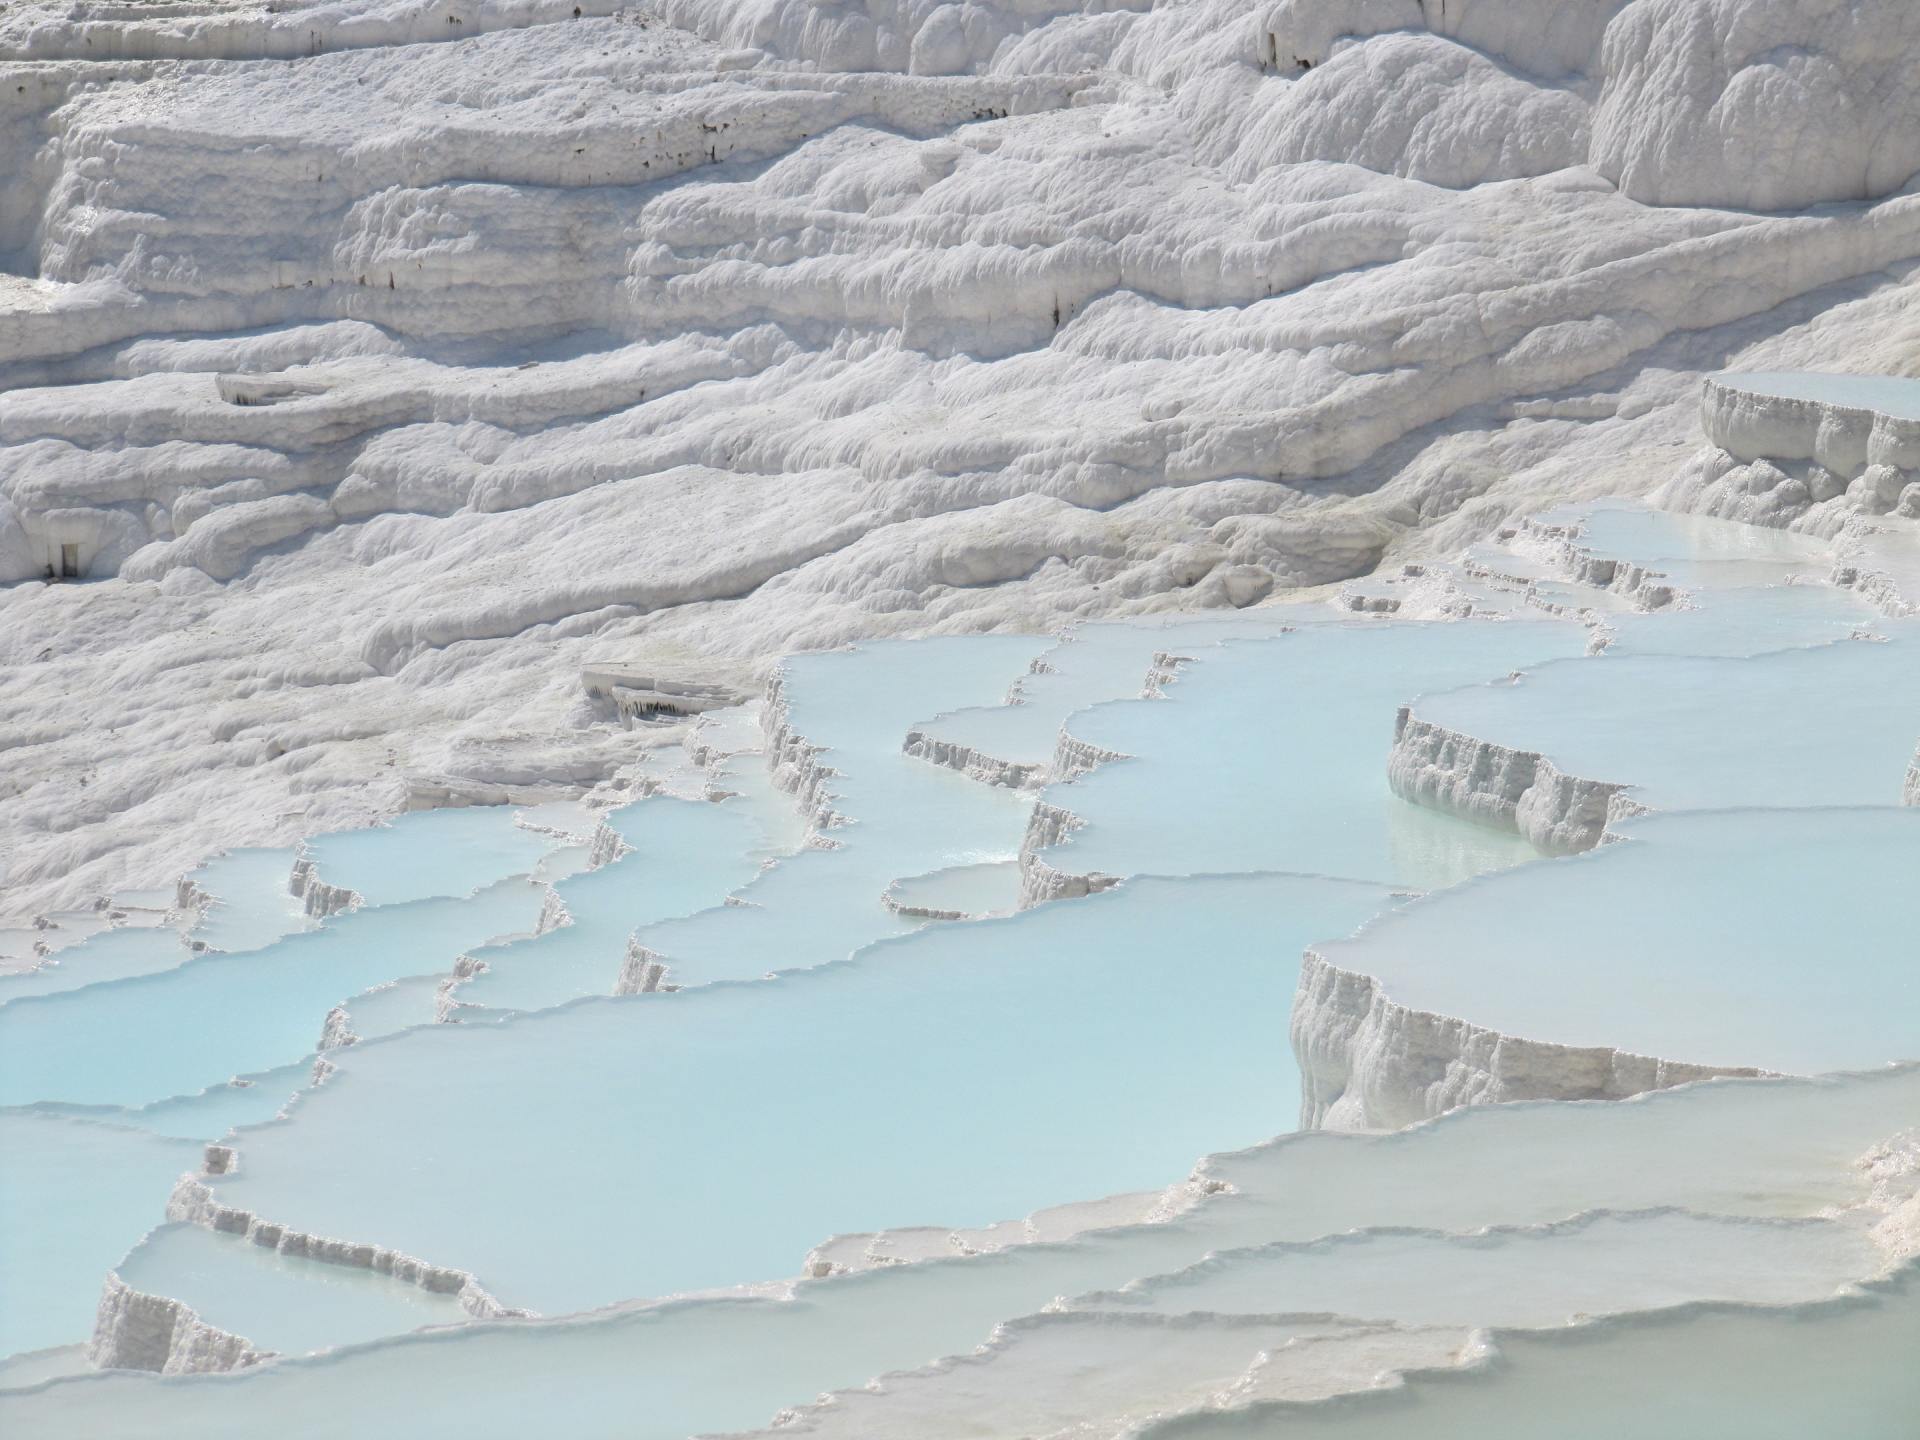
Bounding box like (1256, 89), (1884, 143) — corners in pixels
(184, 848), (309, 953)
(303, 808), (558, 907)
(0, 927), (196, 1007)
(199, 873), (1395, 1315)
(0, 1112), (201, 1356)
(0, 880), (543, 1109)
(1316, 807), (1920, 1074)
(917, 614), (1303, 775)
(886, 860), (1022, 917)
(8, 1067), (1916, 1439)
(1039, 621), (1584, 891)
(1604, 584), (1874, 657)
(457, 795), (785, 1013)
(1413, 626), (1920, 812)
(4, 500), (1913, 1430)
(1195, 1271), (1920, 1440)
(631, 636), (1048, 986)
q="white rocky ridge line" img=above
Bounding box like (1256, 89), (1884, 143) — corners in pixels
(316, 1005), (360, 1051)
(160, 1174), (527, 1323)
(1674, 374), (1920, 537)
(1289, 945), (1764, 1133)
(803, 1182), (1214, 1279)
(761, 668), (847, 838)
(432, 953), (492, 1022)
(286, 851), (360, 921)
(1486, 515), (1681, 610)
(1016, 800), (1112, 910)
(879, 863), (1015, 922)
(1386, 705), (1648, 856)
(899, 728), (1047, 791)
(902, 708), (1135, 794)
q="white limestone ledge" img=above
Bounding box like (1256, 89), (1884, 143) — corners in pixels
(1906, 739), (1920, 807)
(1290, 949), (1764, 1132)
(1387, 706), (1648, 854)
(613, 937), (675, 996)
(432, 953), (490, 1022)
(1141, 650), (1197, 697)
(1016, 801), (1118, 910)
(900, 730), (1046, 790)
(89, 1272), (272, 1375)
(1702, 376), (1920, 498)
(171, 873), (214, 931)
(1828, 556), (1920, 619)
(1518, 515), (1681, 608)
(317, 1004), (359, 1051)
(803, 1177), (1214, 1280)
(584, 815), (632, 868)
(287, 850), (360, 920)
(879, 885), (968, 924)
(903, 704), (1134, 794)
(166, 1174), (526, 1322)
(1660, 378), (1920, 541)
(763, 670), (847, 834)
(534, 885), (571, 937)
(1470, 519), (1680, 612)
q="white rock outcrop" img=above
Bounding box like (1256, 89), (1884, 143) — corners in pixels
(1290, 948), (1762, 1132)
(1387, 707), (1647, 855)
(89, 1273), (270, 1375)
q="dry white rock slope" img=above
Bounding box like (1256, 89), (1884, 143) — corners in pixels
(4, 0), (1920, 914)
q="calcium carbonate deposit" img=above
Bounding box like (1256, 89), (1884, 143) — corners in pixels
(3, 0), (1920, 1434)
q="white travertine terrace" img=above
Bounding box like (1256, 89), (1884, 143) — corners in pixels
(3, 0), (1920, 1424)
(4, 494), (1911, 1440)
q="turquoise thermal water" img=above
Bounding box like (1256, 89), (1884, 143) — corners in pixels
(632, 636), (1050, 986)
(2, 500), (1912, 1431)
(0, 1112), (202, 1356)
(1037, 621), (1585, 892)
(185, 848), (310, 954)
(916, 613), (1305, 775)
(1412, 626), (1920, 812)
(457, 794), (788, 1013)
(0, 879), (544, 1109)
(0, 926), (196, 1006)
(7, 1067), (1915, 1439)
(302, 807), (558, 907)
(1091, 1209), (1870, 1326)
(1314, 807), (1920, 1074)
(1603, 583), (1875, 657)
(195, 873), (1395, 1315)
(886, 860), (1023, 917)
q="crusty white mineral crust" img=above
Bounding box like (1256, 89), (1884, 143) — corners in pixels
(1290, 949), (1761, 1132)
(89, 1273), (271, 1375)
(1387, 708), (1647, 855)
